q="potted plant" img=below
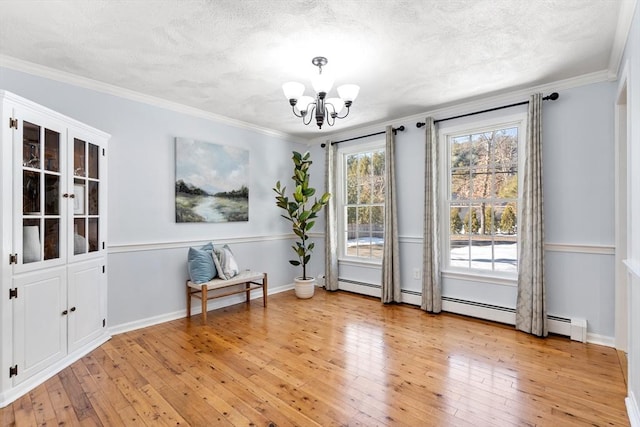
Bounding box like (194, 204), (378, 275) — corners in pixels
(274, 151), (331, 298)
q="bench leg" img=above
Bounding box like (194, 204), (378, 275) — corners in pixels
(245, 282), (251, 305)
(263, 273), (268, 307)
(201, 284), (207, 323)
(186, 281), (191, 318)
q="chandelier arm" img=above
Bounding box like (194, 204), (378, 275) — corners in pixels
(326, 106), (336, 127)
(336, 106), (351, 119)
(303, 104), (316, 126)
(291, 105), (304, 118)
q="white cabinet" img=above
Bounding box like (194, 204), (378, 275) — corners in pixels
(0, 91), (110, 406)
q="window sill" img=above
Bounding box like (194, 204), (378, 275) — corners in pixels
(338, 258), (382, 269)
(441, 269), (517, 287)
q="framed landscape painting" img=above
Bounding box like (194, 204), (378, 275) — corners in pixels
(175, 138), (249, 222)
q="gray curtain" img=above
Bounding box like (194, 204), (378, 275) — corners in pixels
(324, 141), (339, 291)
(421, 117), (442, 313)
(516, 93), (547, 337)
(382, 126), (401, 303)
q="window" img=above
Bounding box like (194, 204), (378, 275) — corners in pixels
(444, 116), (524, 275)
(339, 143), (385, 261)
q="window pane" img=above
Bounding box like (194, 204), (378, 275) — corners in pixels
(371, 205), (384, 260)
(88, 143), (99, 179)
(471, 131), (493, 168)
(23, 121), (40, 168)
(44, 218), (59, 260)
(471, 168), (493, 199)
(450, 231), (470, 269)
(88, 218), (99, 252)
(44, 128), (60, 172)
(23, 219), (41, 264)
(346, 206), (357, 257)
(44, 174), (59, 215)
(451, 135), (472, 168)
(356, 206), (371, 258)
(357, 153), (372, 204)
(451, 169), (470, 201)
(23, 171), (40, 214)
(496, 171), (517, 199)
(346, 155), (358, 204)
(469, 237), (493, 271)
(74, 218), (86, 255)
(371, 151), (385, 203)
(74, 138), (86, 177)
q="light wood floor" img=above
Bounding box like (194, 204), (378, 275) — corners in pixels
(0, 289), (629, 426)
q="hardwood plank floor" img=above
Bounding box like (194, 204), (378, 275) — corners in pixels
(0, 289), (629, 426)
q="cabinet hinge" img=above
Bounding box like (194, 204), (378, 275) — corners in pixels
(102, 241), (105, 250)
(102, 265), (105, 274)
(103, 319), (106, 328)
(9, 365), (18, 378)
(9, 118), (18, 129)
(9, 288), (17, 300)
(9, 253), (17, 265)
(102, 148), (105, 156)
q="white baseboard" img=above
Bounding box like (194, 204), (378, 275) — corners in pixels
(109, 283), (293, 336)
(627, 391), (640, 427)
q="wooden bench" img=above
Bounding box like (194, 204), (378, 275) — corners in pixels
(186, 271), (267, 323)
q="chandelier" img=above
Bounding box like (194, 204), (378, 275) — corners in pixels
(282, 56), (360, 129)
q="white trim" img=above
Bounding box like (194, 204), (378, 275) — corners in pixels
(398, 235), (423, 245)
(544, 243), (615, 255)
(608, 0), (638, 79)
(628, 391), (640, 427)
(439, 113), (526, 276)
(441, 270), (516, 287)
(0, 55), (304, 144)
(309, 70), (611, 145)
(109, 282), (293, 335)
(585, 332), (616, 348)
(624, 259), (640, 279)
(337, 259), (382, 269)
(108, 233), (298, 254)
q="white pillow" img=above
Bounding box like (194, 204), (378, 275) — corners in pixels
(213, 244), (239, 280)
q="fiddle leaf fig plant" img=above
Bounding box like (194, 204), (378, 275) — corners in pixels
(274, 151), (331, 280)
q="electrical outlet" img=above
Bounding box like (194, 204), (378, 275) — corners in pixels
(413, 268), (421, 280)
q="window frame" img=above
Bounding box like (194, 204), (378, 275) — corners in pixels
(336, 140), (386, 265)
(439, 113), (527, 282)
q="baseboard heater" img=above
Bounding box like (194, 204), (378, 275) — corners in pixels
(441, 296), (585, 342)
(337, 279), (586, 342)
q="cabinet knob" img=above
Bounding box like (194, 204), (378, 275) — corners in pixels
(62, 309), (68, 315)
(69, 194), (75, 199)
(70, 306), (76, 312)
(63, 193), (69, 198)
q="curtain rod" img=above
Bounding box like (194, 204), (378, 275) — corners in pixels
(321, 125), (405, 148)
(416, 92), (559, 128)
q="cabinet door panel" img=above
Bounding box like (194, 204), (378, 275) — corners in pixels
(13, 268), (67, 385)
(67, 259), (105, 352)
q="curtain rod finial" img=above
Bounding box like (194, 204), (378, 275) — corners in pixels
(544, 92), (559, 101)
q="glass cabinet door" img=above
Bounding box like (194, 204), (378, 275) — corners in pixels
(71, 138), (101, 257)
(20, 120), (63, 266)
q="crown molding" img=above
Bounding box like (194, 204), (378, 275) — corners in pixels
(0, 54), (306, 144)
(309, 69), (612, 145)
(608, 0), (638, 79)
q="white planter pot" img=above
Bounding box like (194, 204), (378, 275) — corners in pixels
(294, 277), (316, 299)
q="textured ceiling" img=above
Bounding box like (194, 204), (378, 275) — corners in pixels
(0, 0), (628, 139)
